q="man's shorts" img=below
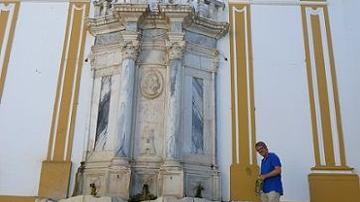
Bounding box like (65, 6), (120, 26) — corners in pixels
(260, 191), (280, 202)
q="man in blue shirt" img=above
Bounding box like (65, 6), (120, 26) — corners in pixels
(255, 141), (283, 202)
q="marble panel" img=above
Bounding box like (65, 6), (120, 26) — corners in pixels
(191, 77), (204, 154)
(199, 57), (213, 71)
(94, 76), (112, 151)
(134, 67), (166, 160)
(184, 54), (201, 70)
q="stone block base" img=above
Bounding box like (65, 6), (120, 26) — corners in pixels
(81, 157), (131, 200)
(158, 162), (184, 198)
(308, 172), (360, 202)
(230, 164), (259, 202)
(38, 161), (72, 200)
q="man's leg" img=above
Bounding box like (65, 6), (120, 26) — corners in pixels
(267, 191), (280, 202)
(260, 192), (268, 202)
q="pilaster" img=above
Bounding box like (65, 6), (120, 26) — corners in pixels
(0, 0), (20, 102)
(38, 1), (90, 200)
(228, 3), (258, 201)
(300, 1), (360, 201)
(158, 12), (188, 198)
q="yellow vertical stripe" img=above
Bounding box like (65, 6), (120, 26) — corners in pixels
(247, 6), (257, 165)
(229, 5), (237, 164)
(48, 2), (89, 161)
(0, 11), (10, 53)
(229, 4), (258, 201)
(0, 1), (19, 102)
(301, 3), (348, 168)
(236, 7), (250, 166)
(323, 6), (347, 167)
(301, 5), (321, 167)
(230, 3), (255, 167)
(65, 3), (89, 161)
(311, 14), (335, 166)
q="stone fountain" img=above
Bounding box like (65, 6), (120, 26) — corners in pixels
(62, 0), (228, 201)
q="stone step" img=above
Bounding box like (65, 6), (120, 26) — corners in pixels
(57, 196), (218, 202)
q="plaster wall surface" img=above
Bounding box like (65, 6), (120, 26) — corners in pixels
(0, 2), (68, 196)
(327, 0), (360, 175)
(251, 5), (314, 202)
(216, 2), (231, 202)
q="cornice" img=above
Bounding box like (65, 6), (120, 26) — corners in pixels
(183, 14), (229, 39)
(112, 3), (148, 13)
(87, 14), (125, 35)
(159, 4), (193, 14)
(141, 41), (167, 50)
(91, 42), (123, 54)
(205, 0), (225, 8)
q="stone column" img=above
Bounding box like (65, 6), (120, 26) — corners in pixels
(158, 33), (186, 199)
(164, 33), (185, 163)
(115, 32), (140, 161)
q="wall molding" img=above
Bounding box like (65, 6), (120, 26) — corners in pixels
(0, 0), (20, 103)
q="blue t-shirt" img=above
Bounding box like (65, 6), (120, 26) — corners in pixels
(261, 152), (283, 195)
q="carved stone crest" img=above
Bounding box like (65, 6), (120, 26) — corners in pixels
(140, 70), (163, 99)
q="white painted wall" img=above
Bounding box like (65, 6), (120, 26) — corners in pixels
(251, 5), (314, 201)
(0, 2), (68, 196)
(216, 1), (231, 201)
(327, 0), (360, 175)
(217, 1), (360, 201)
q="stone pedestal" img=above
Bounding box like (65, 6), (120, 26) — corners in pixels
(80, 156), (131, 200)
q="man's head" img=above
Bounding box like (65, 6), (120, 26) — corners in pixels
(255, 141), (269, 157)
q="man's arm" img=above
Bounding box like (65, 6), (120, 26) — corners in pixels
(260, 166), (281, 180)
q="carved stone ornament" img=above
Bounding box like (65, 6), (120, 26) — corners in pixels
(121, 40), (140, 60)
(167, 40), (186, 60)
(140, 70), (163, 99)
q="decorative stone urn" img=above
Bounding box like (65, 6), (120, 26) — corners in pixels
(68, 0), (228, 201)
